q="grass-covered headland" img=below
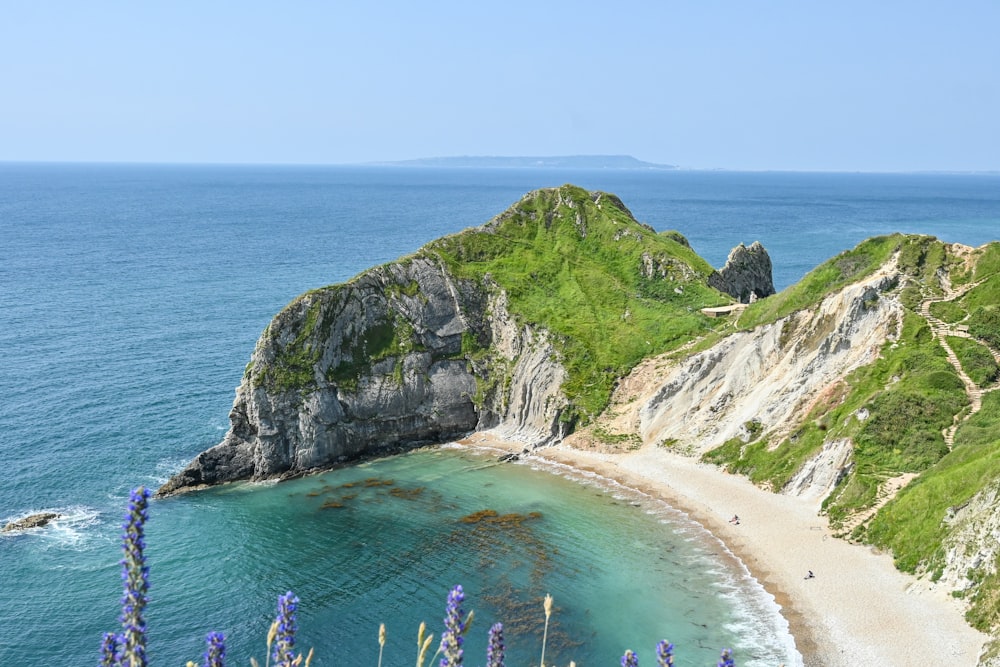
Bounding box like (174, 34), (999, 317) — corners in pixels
(100, 488), (737, 667)
(425, 185), (731, 421)
(255, 185), (734, 425)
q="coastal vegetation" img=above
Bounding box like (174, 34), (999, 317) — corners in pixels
(426, 185), (729, 419)
(252, 185), (734, 422)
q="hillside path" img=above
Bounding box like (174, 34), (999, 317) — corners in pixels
(918, 278), (1000, 448)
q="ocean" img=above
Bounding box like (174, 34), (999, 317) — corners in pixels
(1, 163), (997, 666)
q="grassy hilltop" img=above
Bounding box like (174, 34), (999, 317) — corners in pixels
(425, 185), (730, 421)
(259, 184), (736, 423)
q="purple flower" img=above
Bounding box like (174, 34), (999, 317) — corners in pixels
(99, 631), (119, 667)
(440, 585), (467, 667)
(272, 592), (299, 667)
(655, 640), (674, 667)
(717, 648), (734, 667)
(486, 622), (504, 667)
(621, 649), (639, 667)
(120, 487), (151, 667)
(203, 631), (226, 667)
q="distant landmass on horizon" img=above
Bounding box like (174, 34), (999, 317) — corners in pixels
(373, 155), (677, 169)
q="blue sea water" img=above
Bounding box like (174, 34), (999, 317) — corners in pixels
(1, 163), (998, 666)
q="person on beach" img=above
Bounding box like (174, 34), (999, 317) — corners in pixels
(805, 570), (815, 579)
(729, 515), (740, 525)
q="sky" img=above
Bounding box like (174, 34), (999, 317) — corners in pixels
(1, 1), (998, 171)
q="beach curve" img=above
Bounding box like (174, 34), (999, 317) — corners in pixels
(460, 433), (987, 667)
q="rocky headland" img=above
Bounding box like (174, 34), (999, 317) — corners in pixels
(160, 185), (769, 494)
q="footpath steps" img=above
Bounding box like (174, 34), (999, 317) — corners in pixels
(918, 281), (999, 449)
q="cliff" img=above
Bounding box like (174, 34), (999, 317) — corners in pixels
(159, 185), (753, 494)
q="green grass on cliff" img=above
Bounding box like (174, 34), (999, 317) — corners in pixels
(736, 234), (902, 330)
(737, 234), (957, 331)
(862, 391), (1000, 582)
(948, 335), (1000, 387)
(426, 185), (730, 420)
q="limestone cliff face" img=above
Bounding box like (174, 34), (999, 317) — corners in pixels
(641, 266), (901, 477)
(708, 241), (776, 303)
(159, 257), (568, 494)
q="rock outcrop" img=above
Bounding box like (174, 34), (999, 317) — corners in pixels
(2, 512), (60, 532)
(708, 241), (776, 303)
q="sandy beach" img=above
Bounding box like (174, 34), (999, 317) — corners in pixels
(462, 433), (987, 666)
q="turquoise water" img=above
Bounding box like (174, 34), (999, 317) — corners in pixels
(1, 164), (998, 665)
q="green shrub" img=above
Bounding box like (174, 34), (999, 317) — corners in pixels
(947, 336), (1000, 387)
(968, 306), (1000, 350)
(928, 299), (966, 323)
(863, 391), (1000, 579)
(973, 242), (1000, 282)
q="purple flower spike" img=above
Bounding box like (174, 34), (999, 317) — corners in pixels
(621, 649), (639, 667)
(486, 622), (505, 667)
(717, 648), (735, 667)
(203, 631), (226, 667)
(272, 592), (299, 667)
(440, 585), (467, 667)
(120, 487), (151, 667)
(99, 631), (119, 667)
(655, 640), (674, 667)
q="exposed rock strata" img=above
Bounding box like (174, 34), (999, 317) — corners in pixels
(159, 186), (774, 496)
(640, 266), (902, 462)
(940, 482), (1000, 593)
(159, 256), (570, 495)
(708, 241), (776, 303)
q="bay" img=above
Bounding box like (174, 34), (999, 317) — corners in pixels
(1, 163), (997, 665)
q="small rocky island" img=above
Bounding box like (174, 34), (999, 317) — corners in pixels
(3, 512), (60, 533)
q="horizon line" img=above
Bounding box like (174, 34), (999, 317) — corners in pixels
(0, 158), (997, 176)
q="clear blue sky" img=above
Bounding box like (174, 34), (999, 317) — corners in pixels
(2, 1), (997, 171)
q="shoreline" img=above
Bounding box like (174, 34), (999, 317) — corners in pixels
(460, 433), (986, 666)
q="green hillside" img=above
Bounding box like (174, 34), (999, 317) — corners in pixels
(425, 185), (731, 420)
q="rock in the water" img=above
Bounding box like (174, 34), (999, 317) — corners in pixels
(2, 512), (60, 532)
(708, 241), (776, 303)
